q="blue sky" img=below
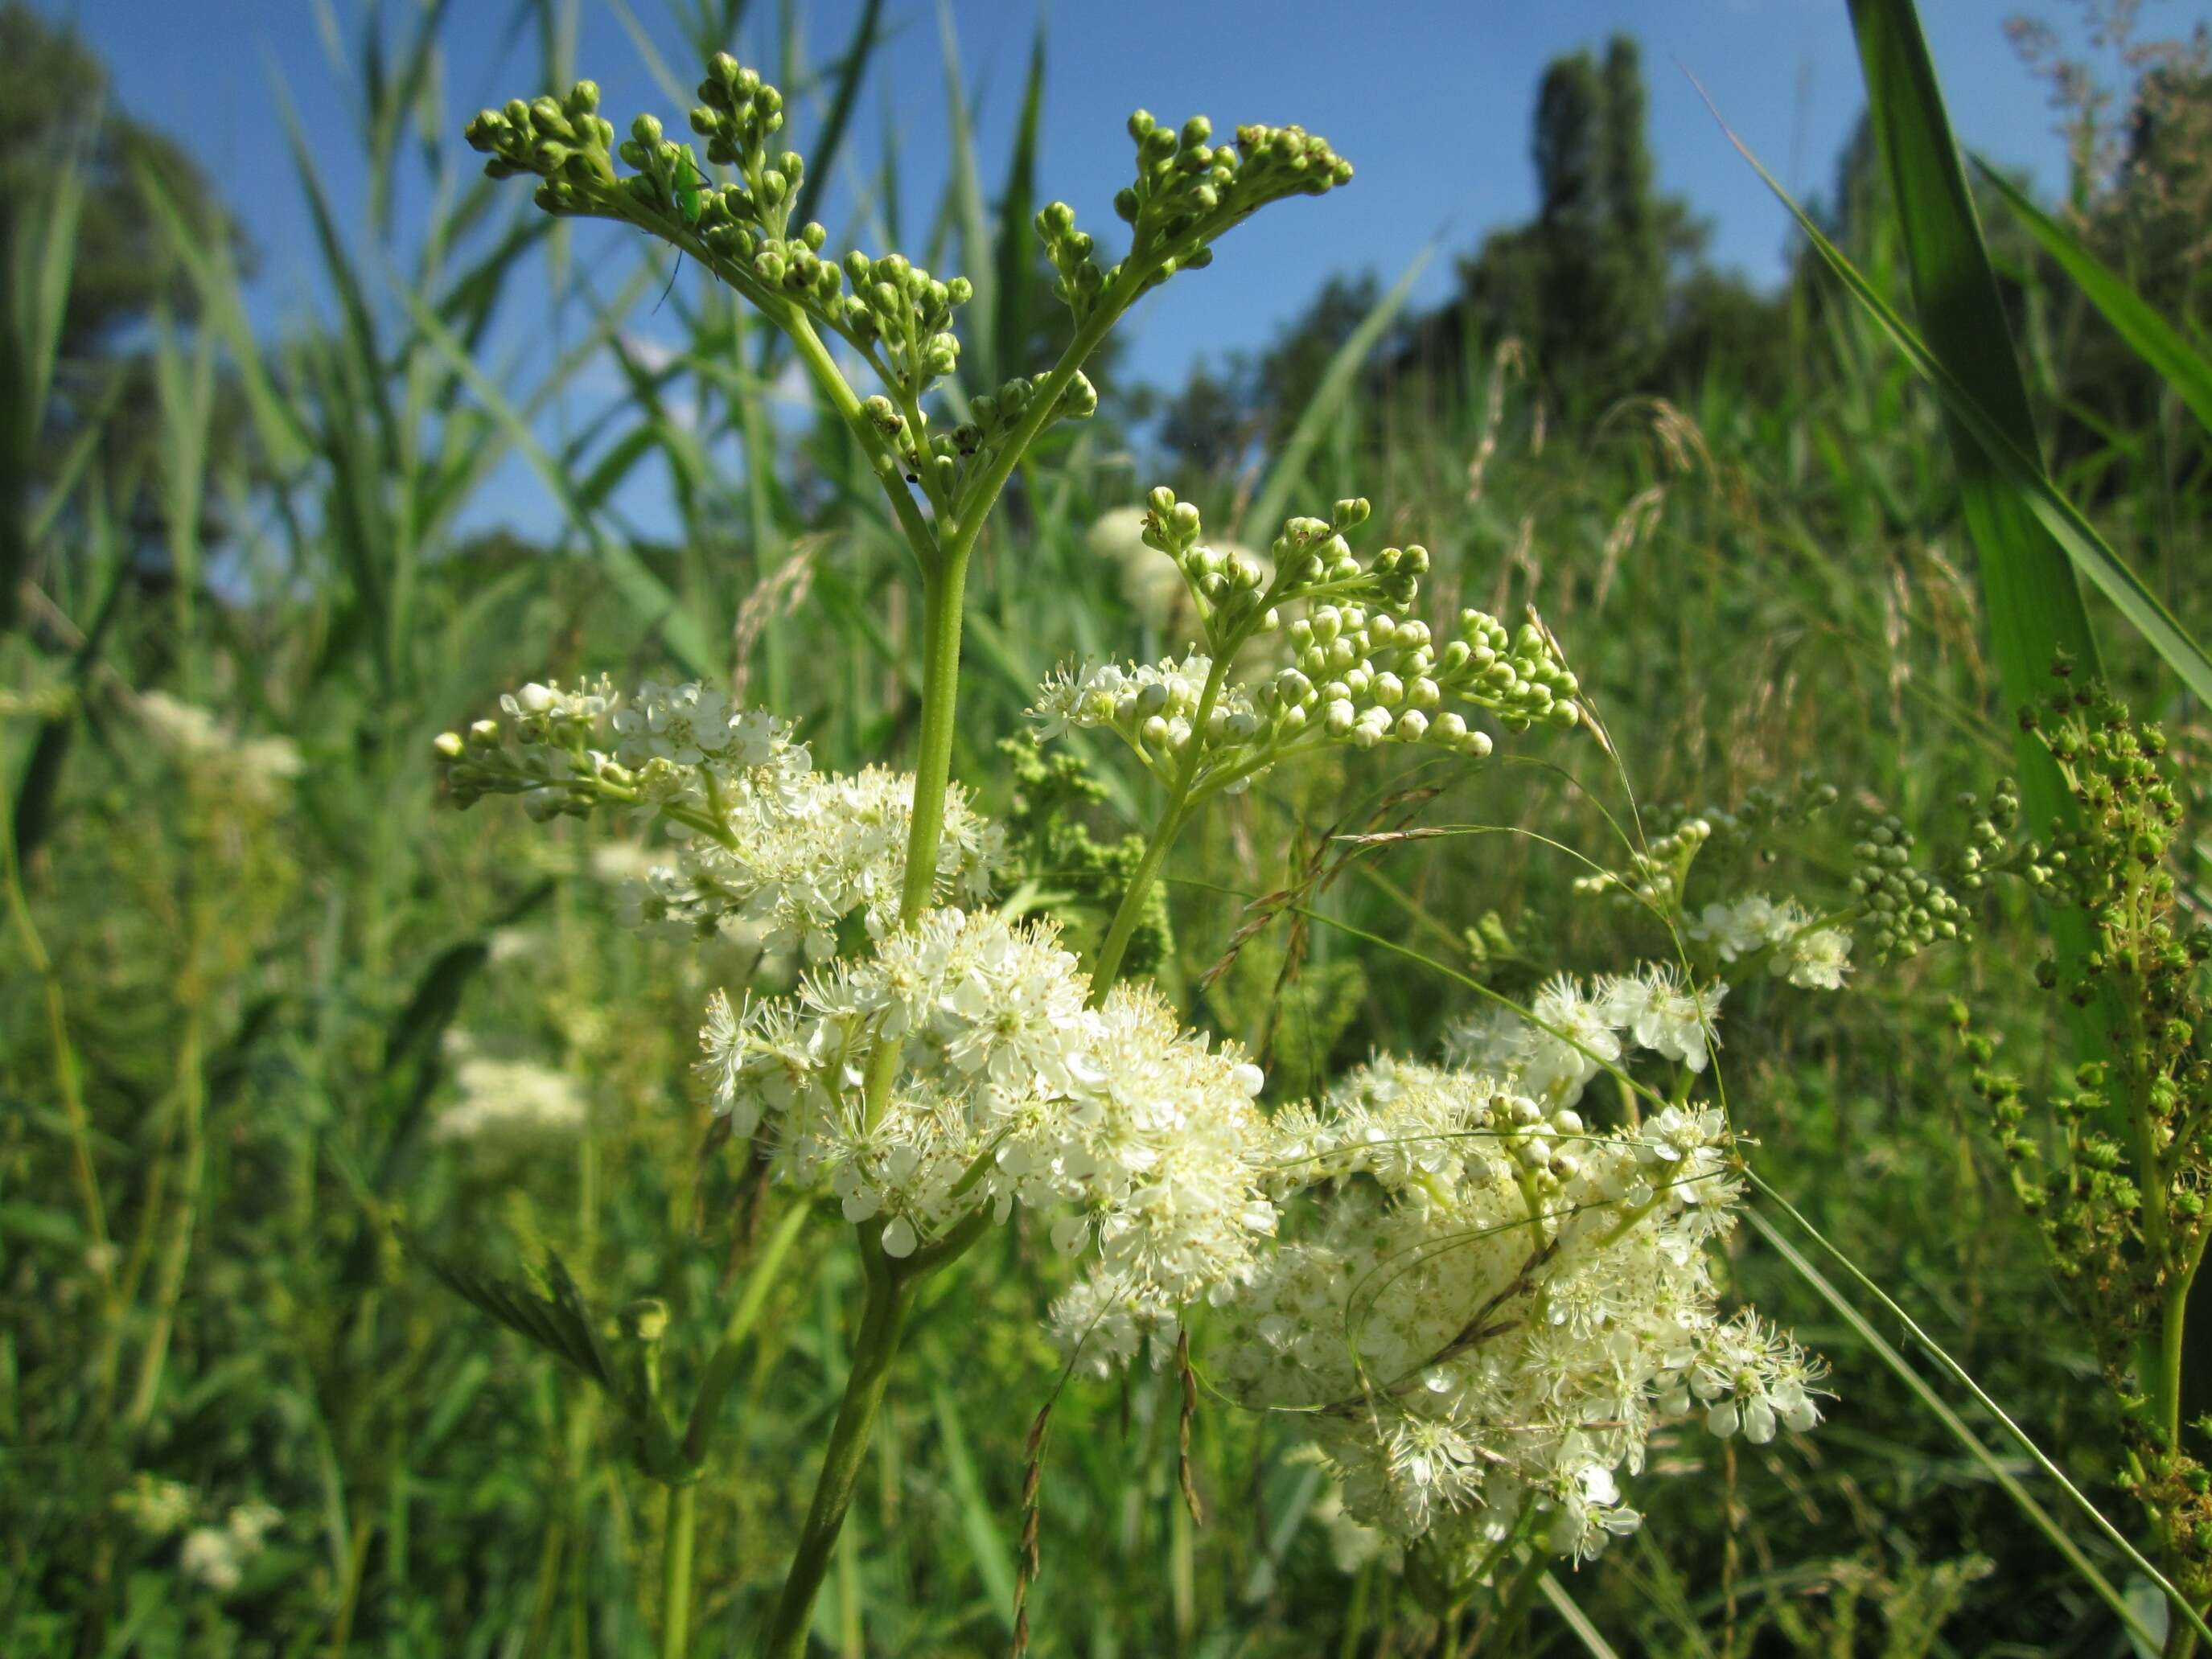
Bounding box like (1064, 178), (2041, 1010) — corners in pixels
(38, 0), (2202, 539)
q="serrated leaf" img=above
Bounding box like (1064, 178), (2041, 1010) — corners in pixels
(404, 1233), (614, 1391)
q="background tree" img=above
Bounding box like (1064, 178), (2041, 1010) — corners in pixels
(0, 1), (253, 629)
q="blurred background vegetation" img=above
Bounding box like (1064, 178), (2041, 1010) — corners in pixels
(2, 0), (2209, 1653)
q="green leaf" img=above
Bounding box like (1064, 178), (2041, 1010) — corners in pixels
(1745, 1179), (2191, 1649)
(395, 279), (721, 676)
(937, 2), (994, 371)
(1237, 246), (1431, 546)
(990, 27), (1047, 389)
(789, 0), (887, 233)
(1972, 156), (2212, 441)
(930, 1382), (1015, 1627)
(405, 1234), (615, 1392)
(1701, 9), (2212, 714)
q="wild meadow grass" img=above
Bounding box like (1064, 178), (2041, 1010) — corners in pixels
(3, 0), (2210, 1654)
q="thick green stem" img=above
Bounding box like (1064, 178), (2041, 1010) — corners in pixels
(660, 1483), (697, 1659)
(1, 806), (109, 1300)
(2165, 1282), (2192, 1452)
(897, 561), (972, 926)
(683, 1201), (812, 1466)
(857, 555), (975, 1132)
(777, 312), (941, 574)
(1089, 654), (1231, 1000)
(125, 1009), (205, 1431)
(760, 1261), (912, 1659)
(945, 300), (1123, 563)
(1089, 801), (1190, 1002)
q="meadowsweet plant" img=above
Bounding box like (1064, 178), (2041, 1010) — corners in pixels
(1947, 674), (2212, 1620)
(430, 49), (1823, 1653)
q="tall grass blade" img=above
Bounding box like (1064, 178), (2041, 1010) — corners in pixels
(936, 2), (994, 372)
(789, 0), (886, 233)
(1538, 1575), (1622, 1659)
(11, 514), (127, 864)
(1700, 50), (2212, 706)
(397, 282), (721, 676)
(1238, 246), (1431, 545)
(1, 154), (82, 632)
(1971, 158), (2212, 442)
(1744, 1172), (2198, 1645)
(134, 166), (313, 470)
(930, 1382), (1017, 1628)
(990, 27), (1046, 392)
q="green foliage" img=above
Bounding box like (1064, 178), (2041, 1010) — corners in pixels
(1953, 679), (2212, 1599)
(6, 5), (2212, 1657)
(998, 735), (1170, 974)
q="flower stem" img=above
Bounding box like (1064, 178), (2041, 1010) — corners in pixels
(896, 558), (972, 926)
(660, 1482), (697, 1659)
(1, 803), (110, 1308)
(760, 1257), (912, 1659)
(1089, 654), (1231, 1000)
(859, 552), (974, 1133)
(683, 1200), (812, 1466)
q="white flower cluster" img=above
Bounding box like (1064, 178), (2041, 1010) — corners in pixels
(632, 763), (1001, 957)
(697, 907), (1276, 1297)
(1193, 1059), (1822, 1565)
(135, 690), (304, 804)
(438, 679), (1001, 956)
(179, 1501), (282, 1596)
(430, 1048), (590, 1154)
(113, 1472), (195, 1538)
(1445, 967), (1725, 1110)
(1690, 893), (1853, 990)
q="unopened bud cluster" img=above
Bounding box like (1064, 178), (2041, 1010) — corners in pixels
(1575, 778), (1839, 921)
(1950, 678), (2212, 1583)
(1950, 780), (2022, 892)
(877, 363), (1098, 499)
(1848, 815), (1969, 962)
(1028, 113), (1353, 328)
(467, 54), (1355, 544)
(1032, 491), (1579, 797)
(1574, 817), (1712, 914)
